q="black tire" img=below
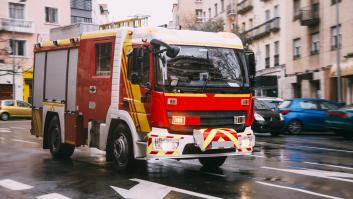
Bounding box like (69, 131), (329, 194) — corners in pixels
(48, 116), (75, 159)
(199, 157), (227, 168)
(287, 120), (303, 135)
(0, 112), (9, 121)
(106, 124), (134, 171)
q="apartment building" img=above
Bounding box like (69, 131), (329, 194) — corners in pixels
(170, 0), (204, 29)
(282, 0), (353, 105)
(0, 0), (71, 100)
(236, 0), (285, 97)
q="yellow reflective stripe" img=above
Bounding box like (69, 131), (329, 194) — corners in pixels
(214, 94), (251, 98)
(42, 102), (64, 107)
(202, 129), (217, 149)
(164, 93), (207, 97)
(220, 129), (239, 148)
(81, 31), (116, 39)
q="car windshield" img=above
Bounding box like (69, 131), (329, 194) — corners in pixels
(156, 45), (249, 93)
(254, 99), (271, 110)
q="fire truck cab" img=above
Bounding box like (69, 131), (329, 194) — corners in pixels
(31, 27), (256, 170)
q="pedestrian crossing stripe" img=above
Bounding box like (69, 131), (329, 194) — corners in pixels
(0, 179), (33, 190)
(36, 193), (71, 199)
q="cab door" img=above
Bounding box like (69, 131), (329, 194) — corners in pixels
(77, 37), (115, 125)
(16, 101), (32, 117)
(120, 46), (152, 133)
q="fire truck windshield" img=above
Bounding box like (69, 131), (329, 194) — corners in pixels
(156, 45), (250, 93)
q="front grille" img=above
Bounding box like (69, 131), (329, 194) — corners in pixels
(168, 110), (247, 134)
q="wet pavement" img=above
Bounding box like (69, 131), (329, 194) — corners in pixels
(0, 120), (352, 199)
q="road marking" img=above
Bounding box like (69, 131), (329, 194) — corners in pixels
(256, 181), (343, 199)
(10, 127), (26, 130)
(262, 166), (353, 183)
(250, 154), (266, 158)
(12, 139), (39, 145)
(0, 128), (11, 133)
(0, 179), (33, 190)
(36, 193), (71, 199)
(304, 162), (353, 170)
(199, 171), (226, 177)
(301, 146), (353, 153)
(111, 178), (221, 199)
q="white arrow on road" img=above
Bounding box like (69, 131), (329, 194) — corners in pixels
(111, 178), (221, 199)
(262, 166), (353, 183)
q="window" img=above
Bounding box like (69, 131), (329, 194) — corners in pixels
(331, 25), (341, 50)
(71, 16), (92, 24)
(293, 38), (301, 59)
(9, 3), (24, 19)
(242, 22), (246, 32)
(196, 9), (203, 22)
(274, 5), (279, 17)
(95, 43), (112, 76)
(278, 100), (292, 109)
(331, 0), (342, 5)
(311, 32), (320, 54)
(265, 44), (270, 68)
(265, 10), (271, 21)
(17, 101), (30, 108)
(71, 0), (92, 11)
(293, 0), (301, 19)
(249, 18), (253, 29)
(4, 101), (15, 107)
(299, 101), (318, 109)
(45, 7), (58, 23)
(274, 41), (279, 66)
(127, 48), (150, 84)
(320, 101), (339, 110)
(9, 40), (26, 56)
(214, 3), (218, 16)
(221, 0), (225, 12)
(208, 8), (212, 19)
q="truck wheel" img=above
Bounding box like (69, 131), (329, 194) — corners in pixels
(0, 113), (9, 121)
(48, 116), (74, 159)
(199, 157), (227, 168)
(107, 124), (134, 171)
(287, 120), (302, 135)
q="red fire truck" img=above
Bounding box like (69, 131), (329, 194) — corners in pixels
(31, 27), (256, 170)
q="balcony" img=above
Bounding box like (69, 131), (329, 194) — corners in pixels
(300, 3), (320, 26)
(226, 4), (236, 16)
(0, 18), (34, 34)
(237, 0), (253, 15)
(241, 17), (280, 43)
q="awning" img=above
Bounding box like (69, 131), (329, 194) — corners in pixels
(330, 59), (353, 77)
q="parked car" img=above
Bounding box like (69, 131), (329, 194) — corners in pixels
(252, 99), (285, 136)
(256, 97), (284, 110)
(325, 106), (353, 139)
(277, 98), (342, 134)
(0, 100), (32, 121)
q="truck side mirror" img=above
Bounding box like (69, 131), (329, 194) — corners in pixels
(245, 50), (256, 87)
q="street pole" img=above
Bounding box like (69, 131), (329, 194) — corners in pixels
(12, 26), (16, 100)
(336, 1), (342, 103)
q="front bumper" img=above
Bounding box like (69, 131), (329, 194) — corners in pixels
(252, 120), (285, 133)
(146, 127), (255, 160)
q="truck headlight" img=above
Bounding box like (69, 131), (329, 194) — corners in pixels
(152, 138), (179, 151)
(254, 113), (265, 121)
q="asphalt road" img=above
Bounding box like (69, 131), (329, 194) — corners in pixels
(0, 120), (352, 199)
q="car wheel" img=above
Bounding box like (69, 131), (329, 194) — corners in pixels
(287, 120), (303, 135)
(48, 116), (75, 159)
(0, 113), (9, 121)
(107, 124), (134, 171)
(199, 157), (227, 169)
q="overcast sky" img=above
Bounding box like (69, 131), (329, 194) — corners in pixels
(102, 0), (177, 26)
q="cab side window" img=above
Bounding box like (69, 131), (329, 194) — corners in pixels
(95, 42), (112, 76)
(127, 48), (150, 84)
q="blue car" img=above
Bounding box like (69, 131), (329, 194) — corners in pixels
(277, 98), (342, 134)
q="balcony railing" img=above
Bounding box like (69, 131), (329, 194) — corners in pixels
(237, 0), (253, 14)
(0, 18), (34, 34)
(300, 3), (320, 26)
(226, 4), (236, 16)
(241, 17), (280, 43)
